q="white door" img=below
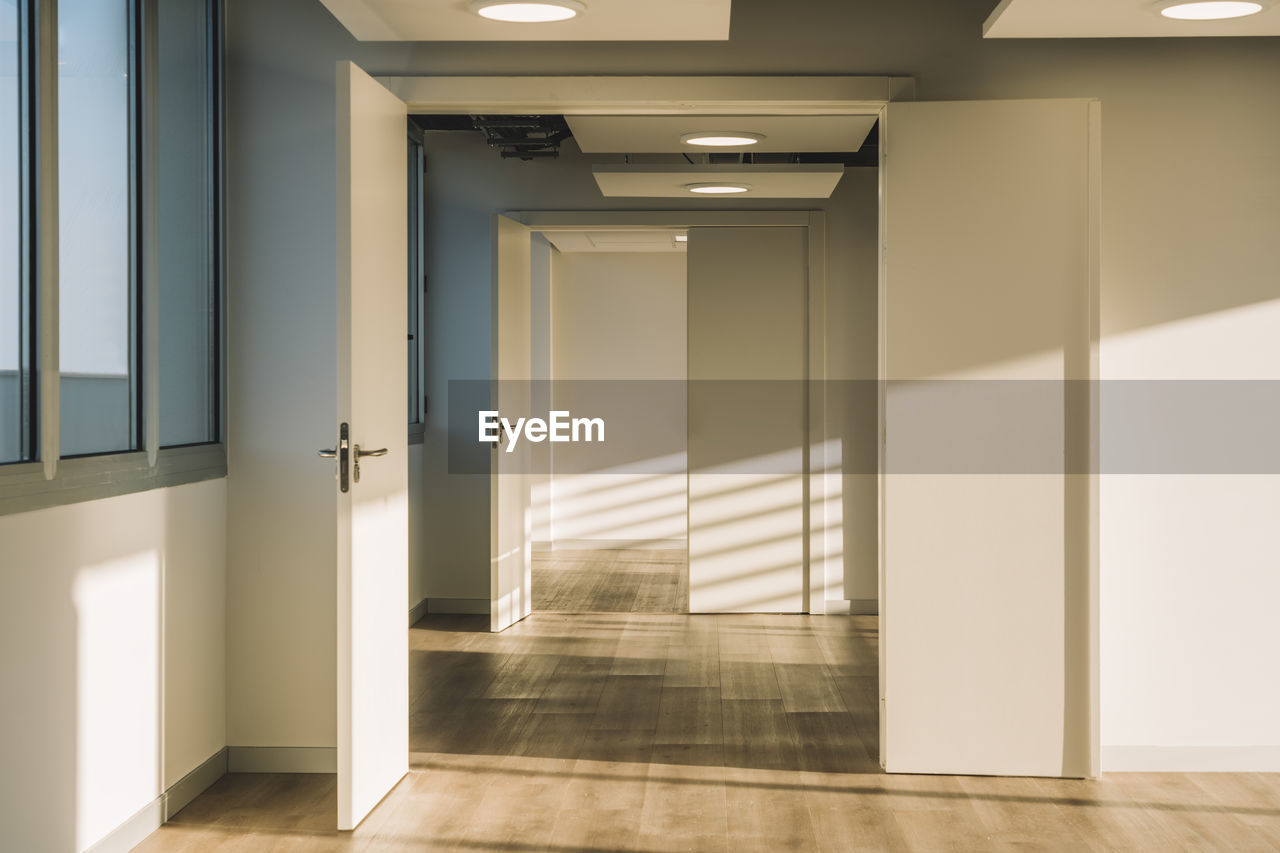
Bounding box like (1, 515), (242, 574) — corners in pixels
(491, 214), (533, 631)
(880, 99), (1099, 777)
(335, 61), (409, 829)
(687, 226), (809, 613)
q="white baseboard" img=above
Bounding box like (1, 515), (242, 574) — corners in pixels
(1102, 745), (1280, 772)
(819, 599), (878, 615)
(426, 597), (489, 615)
(408, 596), (430, 627)
(228, 745), (337, 774)
(551, 538), (686, 551)
(165, 747), (230, 819)
(85, 747), (227, 853)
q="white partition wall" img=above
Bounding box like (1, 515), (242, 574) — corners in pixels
(687, 226), (809, 614)
(490, 215), (534, 632)
(880, 99), (1099, 777)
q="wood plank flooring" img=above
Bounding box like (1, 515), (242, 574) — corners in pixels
(135, 612), (1280, 852)
(533, 549), (688, 613)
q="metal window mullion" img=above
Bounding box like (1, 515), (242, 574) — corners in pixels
(17, 0), (35, 463)
(140, 0), (159, 465)
(213, 0), (226, 447)
(35, 0), (58, 479)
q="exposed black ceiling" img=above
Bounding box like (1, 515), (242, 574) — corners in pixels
(409, 114), (878, 167)
(413, 114), (573, 160)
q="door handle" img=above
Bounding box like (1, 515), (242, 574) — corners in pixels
(352, 444), (388, 484)
(318, 423), (351, 492)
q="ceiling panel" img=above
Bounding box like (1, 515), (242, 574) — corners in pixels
(985, 0), (1280, 37)
(317, 0), (732, 41)
(544, 230), (688, 253)
(567, 115), (877, 153)
(592, 165), (845, 199)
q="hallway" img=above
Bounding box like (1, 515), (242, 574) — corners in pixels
(135, 613), (1280, 852)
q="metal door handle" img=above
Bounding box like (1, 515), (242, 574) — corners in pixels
(352, 444), (388, 484)
(318, 423), (351, 492)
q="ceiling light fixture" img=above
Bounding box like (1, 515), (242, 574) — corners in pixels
(685, 182), (752, 195)
(1155, 0), (1266, 19)
(469, 0), (585, 23)
(674, 234), (689, 242)
(680, 132), (766, 148)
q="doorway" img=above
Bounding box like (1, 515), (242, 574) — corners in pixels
(490, 211), (829, 624)
(529, 230), (691, 615)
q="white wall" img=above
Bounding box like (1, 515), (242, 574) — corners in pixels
(549, 250), (687, 549)
(229, 0), (1280, 769)
(0, 479), (227, 852)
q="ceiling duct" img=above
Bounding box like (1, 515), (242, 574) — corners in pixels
(470, 115), (573, 160)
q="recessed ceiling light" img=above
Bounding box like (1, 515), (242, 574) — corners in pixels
(685, 182), (752, 195)
(674, 234), (689, 242)
(469, 0), (585, 23)
(1156, 0), (1265, 19)
(680, 132), (766, 148)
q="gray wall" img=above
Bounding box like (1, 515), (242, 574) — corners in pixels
(227, 0), (1280, 758)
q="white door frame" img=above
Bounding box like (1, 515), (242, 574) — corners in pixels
(346, 75), (1099, 780)
(508, 210), (834, 615)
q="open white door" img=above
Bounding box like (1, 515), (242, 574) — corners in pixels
(491, 215), (533, 632)
(880, 99), (1099, 777)
(335, 61), (409, 829)
(687, 226), (808, 614)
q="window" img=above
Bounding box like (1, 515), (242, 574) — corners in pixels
(0, 0), (224, 513)
(1, 0), (32, 465)
(157, 0), (219, 446)
(57, 0), (138, 457)
(408, 126), (424, 431)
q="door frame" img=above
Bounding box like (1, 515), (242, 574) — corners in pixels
(507, 210), (834, 615)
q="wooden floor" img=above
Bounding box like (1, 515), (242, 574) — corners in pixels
(533, 549), (688, 613)
(136, 612), (1280, 852)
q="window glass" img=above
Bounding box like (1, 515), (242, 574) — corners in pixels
(157, 0), (217, 446)
(57, 0), (136, 456)
(1, 0), (26, 464)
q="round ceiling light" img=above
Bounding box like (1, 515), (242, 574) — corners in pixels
(680, 132), (766, 148)
(469, 0), (585, 23)
(685, 182), (752, 195)
(1156, 0), (1265, 19)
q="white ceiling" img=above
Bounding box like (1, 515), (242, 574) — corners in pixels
(317, 0), (732, 41)
(985, 0), (1280, 37)
(592, 164), (845, 199)
(543, 230), (688, 253)
(566, 115), (877, 154)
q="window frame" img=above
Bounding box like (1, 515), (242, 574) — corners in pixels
(10, 0), (38, 463)
(407, 120), (425, 444)
(0, 0), (226, 516)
